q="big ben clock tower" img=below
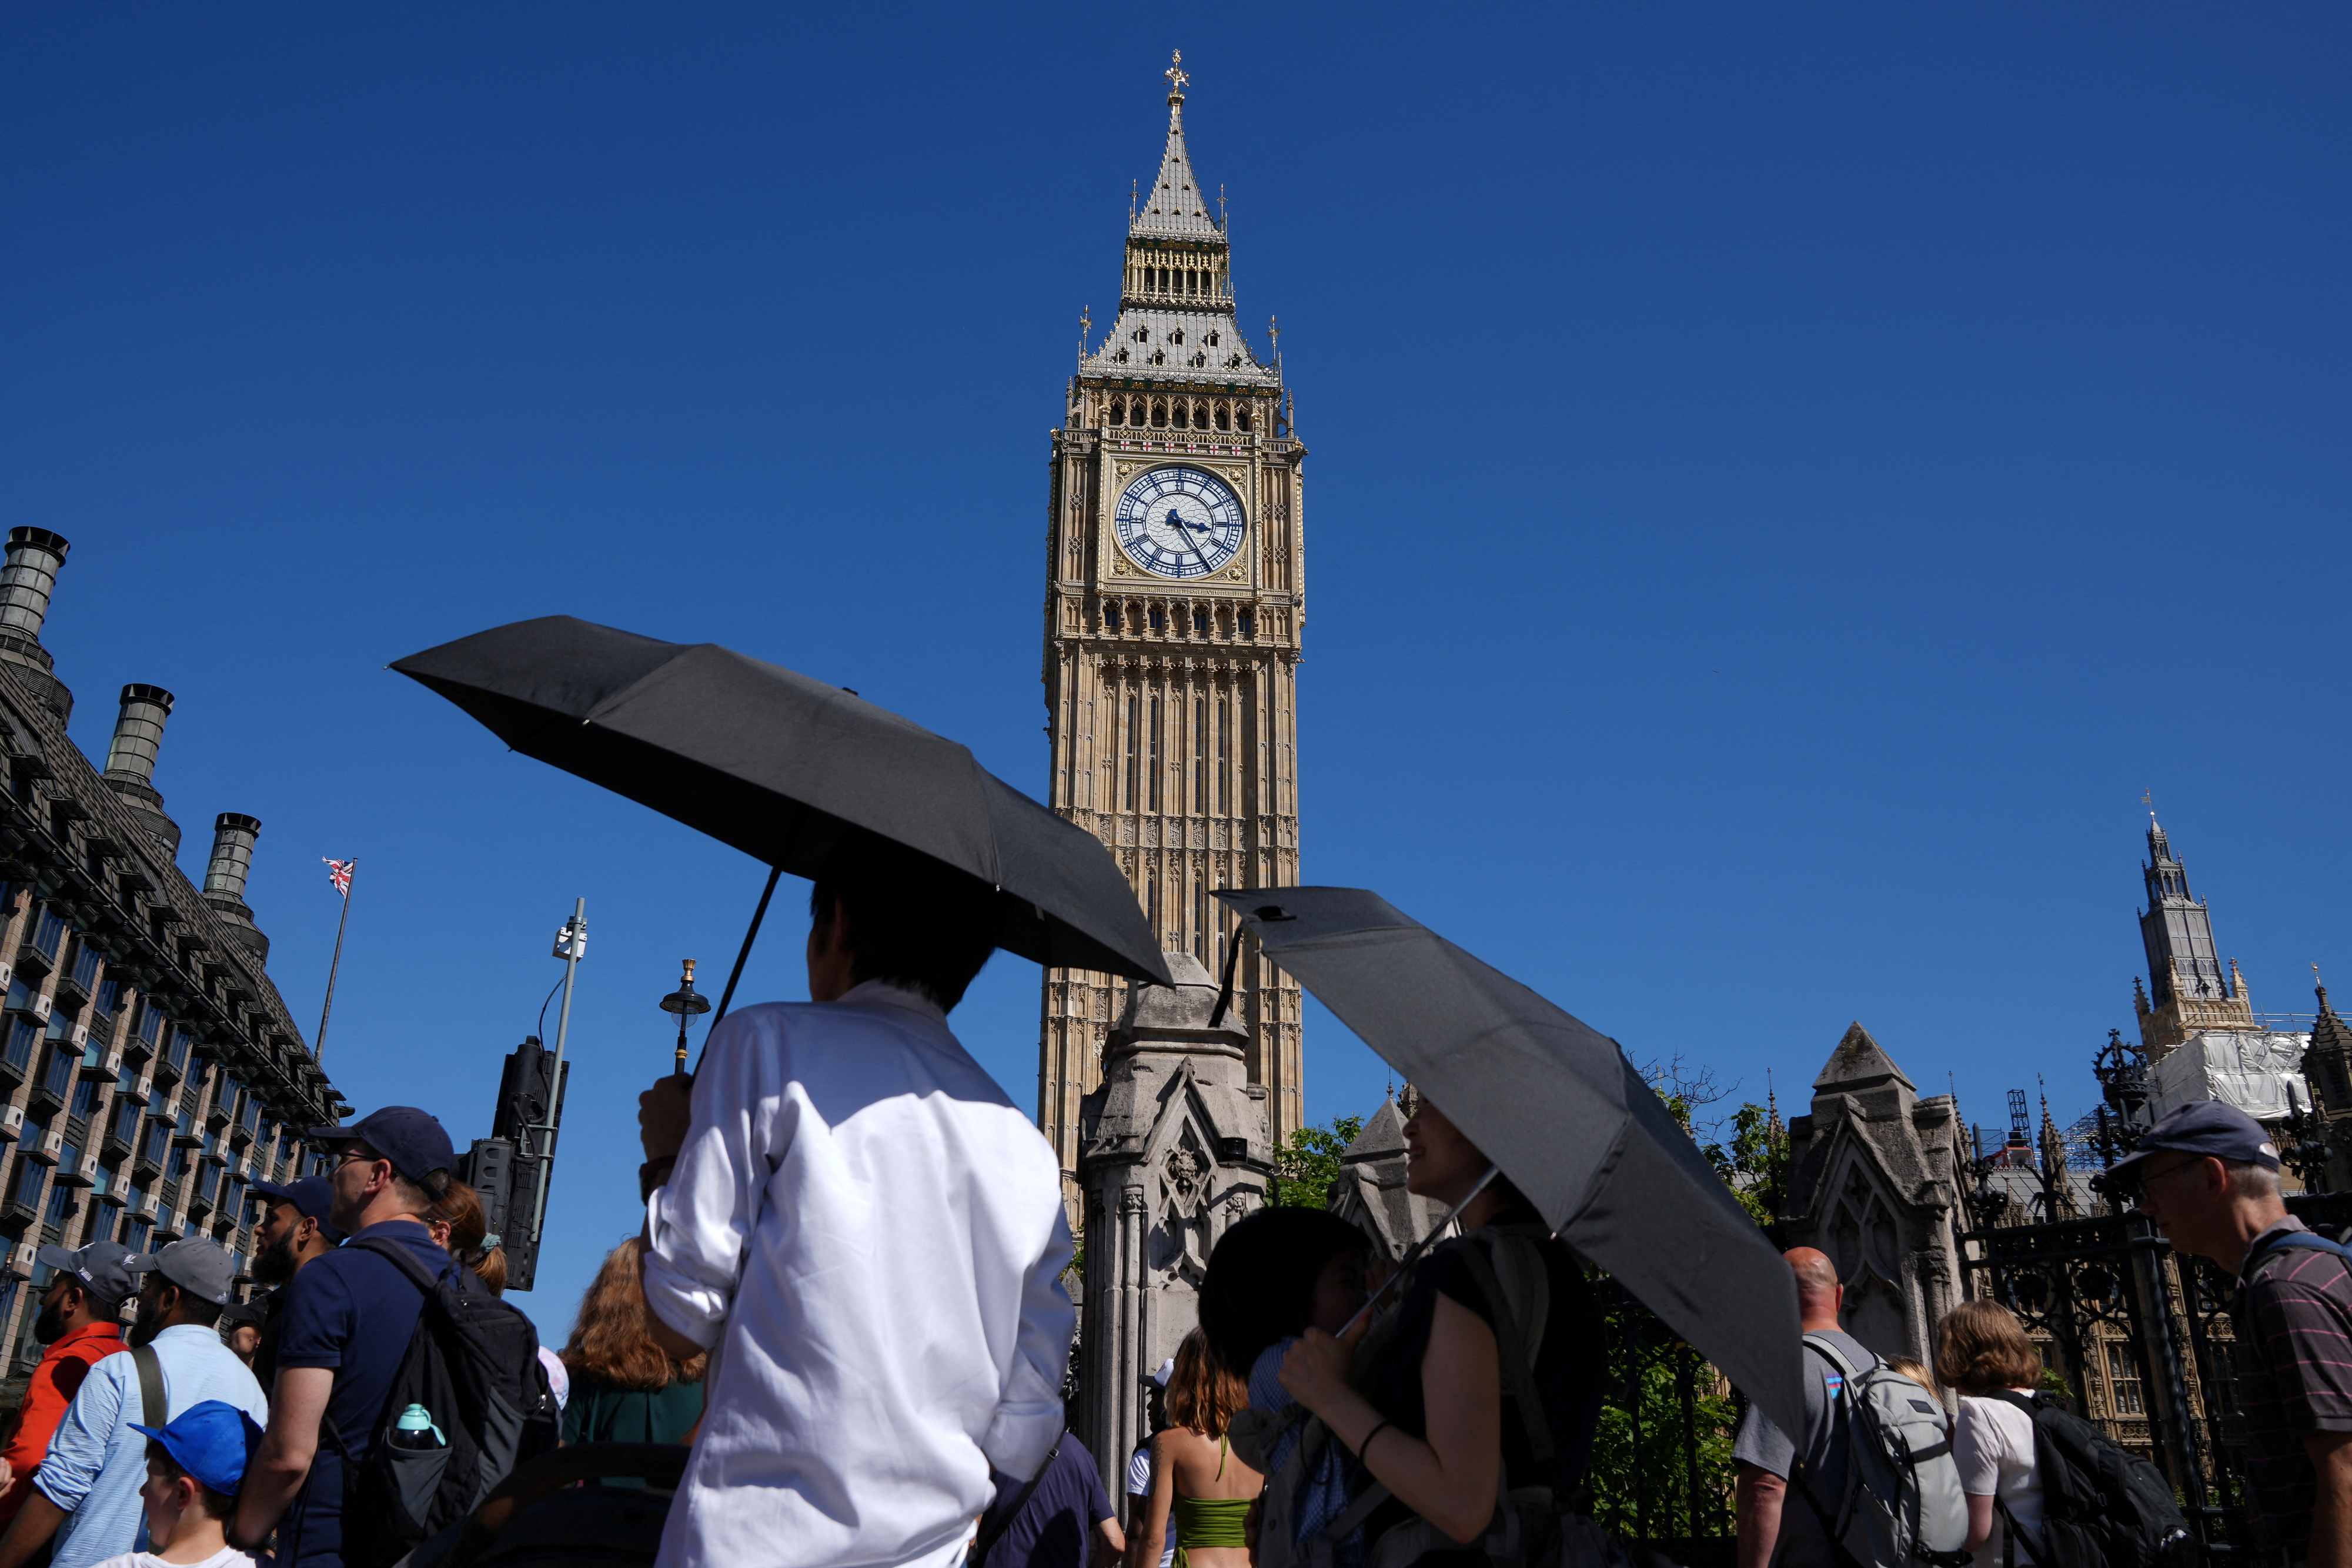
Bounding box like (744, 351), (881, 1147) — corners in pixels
(1038, 53), (1305, 1198)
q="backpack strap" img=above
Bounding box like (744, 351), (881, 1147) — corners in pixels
(318, 1233), (455, 1460)
(1451, 1233), (1559, 1481)
(130, 1343), (165, 1430)
(2244, 1229), (2352, 1283)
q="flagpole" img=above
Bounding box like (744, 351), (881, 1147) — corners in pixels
(316, 861), (355, 1062)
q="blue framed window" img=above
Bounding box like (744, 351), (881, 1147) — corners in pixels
(70, 1078), (99, 1121)
(111, 1096), (139, 1146)
(66, 944), (99, 995)
(139, 1122), (168, 1168)
(95, 979), (122, 1018)
(4, 1019), (38, 1074)
(138, 1004), (163, 1047)
(11, 1156), (44, 1209)
(95, 1161), (121, 1205)
(29, 909), (66, 961)
(42, 1047), (74, 1101)
(5, 977), (30, 1014)
(164, 1029), (192, 1075)
(165, 1145), (189, 1182)
(44, 1182), (72, 1229)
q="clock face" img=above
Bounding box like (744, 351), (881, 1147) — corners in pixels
(1112, 466), (1246, 580)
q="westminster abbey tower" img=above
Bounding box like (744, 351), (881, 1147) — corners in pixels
(1037, 54), (1305, 1197)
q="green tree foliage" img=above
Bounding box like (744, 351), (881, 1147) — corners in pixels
(1701, 1103), (1790, 1227)
(1272, 1115), (1365, 1208)
(1588, 1352), (1742, 1540)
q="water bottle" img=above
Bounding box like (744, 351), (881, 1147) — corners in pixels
(390, 1403), (445, 1450)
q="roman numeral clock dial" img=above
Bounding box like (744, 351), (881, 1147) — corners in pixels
(1112, 466), (1245, 579)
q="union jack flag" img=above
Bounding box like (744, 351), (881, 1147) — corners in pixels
(323, 858), (354, 896)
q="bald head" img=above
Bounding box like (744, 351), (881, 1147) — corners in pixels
(1785, 1247), (1843, 1332)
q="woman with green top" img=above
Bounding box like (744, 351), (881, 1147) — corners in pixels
(560, 1236), (706, 1485)
(1128, 1329), (1261, 1568)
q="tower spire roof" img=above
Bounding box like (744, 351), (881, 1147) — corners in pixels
(1132, 51), (1222, 242)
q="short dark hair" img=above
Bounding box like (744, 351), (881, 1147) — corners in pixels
(1198, 1207), (1374, 1379)
(808, 831), (998, 1011)
(145, 1443), (235, 1519)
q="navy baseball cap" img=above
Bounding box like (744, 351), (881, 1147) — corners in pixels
(250, 1175), (346, 1244)
(305, 1106), (455, 1192)
(35, 1239), (135, 1308)
(131, 1399), (264, 1497)
(2107, 1101), (2281, 1191)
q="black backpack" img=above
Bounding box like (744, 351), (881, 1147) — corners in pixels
(326, 1235), (560, 1568)
(1983, 1390), (2191, 1568)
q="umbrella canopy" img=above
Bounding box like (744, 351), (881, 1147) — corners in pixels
(1214, 885), (1805, 1436)
(395, 616), (1171, 987)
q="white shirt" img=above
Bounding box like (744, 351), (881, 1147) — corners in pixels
(1125, 1447), (1175, 1568)
(89, 1550), (255, 1568)
(644, 982), (1075, 1568)
(1955, 1393), (2045, 1566)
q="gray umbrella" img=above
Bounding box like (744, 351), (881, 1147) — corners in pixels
(1214, 885), (1805, 1436)
(394, 616), (1172, 1002)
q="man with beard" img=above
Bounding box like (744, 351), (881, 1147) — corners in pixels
(0, 1243), (131, 1529)
(0, 1239), (266, 1568)
(245, 1175), (344, 1392)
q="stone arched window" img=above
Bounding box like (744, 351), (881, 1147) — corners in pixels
(1108, 399), (1126, 426)
(1214, 405), (1230, 432)
(1171, 328), (1185, 345)
(1191, 352), (1207, 369)
(1235, 407), (1252, 433)
(1151, 402), (1168, 427)
(1207, 330), (1221, 347)
(1104, 603), (1122, 632)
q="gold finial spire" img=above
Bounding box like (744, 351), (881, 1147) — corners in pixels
(1165, 49), (1190, 98)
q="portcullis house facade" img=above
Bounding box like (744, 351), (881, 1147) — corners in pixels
(0, 527), (346, 1376)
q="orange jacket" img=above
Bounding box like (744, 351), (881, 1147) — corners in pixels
(0, 1319), (122, 1520)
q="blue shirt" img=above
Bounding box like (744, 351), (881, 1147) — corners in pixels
(981, 1437), (1114, 1568)
(272, 1219), (452, 1568)
(34, 1323), (268, 1568)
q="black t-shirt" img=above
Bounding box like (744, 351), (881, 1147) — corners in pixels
(1369, 1226), (1606, 1505)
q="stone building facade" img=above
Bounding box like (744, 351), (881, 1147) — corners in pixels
(0, 527), (343, 1372)
(1074, 951), (1272, 1497)
(1038, 56), (1307, 1206)
(1775, 1024), (1970, 1365)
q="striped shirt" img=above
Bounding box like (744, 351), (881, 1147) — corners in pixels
(2233, 1217), (2352, 1551)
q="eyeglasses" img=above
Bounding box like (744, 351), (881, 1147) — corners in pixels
(2129, 1155), (2209, 1201)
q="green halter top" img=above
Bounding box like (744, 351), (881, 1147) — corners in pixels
(1171, 1436), (1251, 1568)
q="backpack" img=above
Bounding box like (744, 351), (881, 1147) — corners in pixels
(1791, 1335), (1970, 1568)
(1982, 1390), (2191, 1568)
(326, 1235), (560, 1568)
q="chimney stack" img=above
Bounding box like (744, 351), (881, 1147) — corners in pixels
(0, 529), (73, 722)
(202, 813), (269, 960)
(102, 684), (181, 853)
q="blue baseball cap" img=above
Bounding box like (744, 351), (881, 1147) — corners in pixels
(305, 1106), (455, 1192)
(249, 1175), (346, 1244)
(2107, 1101), (2281, 1191)
(131, 1399), (264, 1497)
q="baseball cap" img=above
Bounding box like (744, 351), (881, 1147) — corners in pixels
(250, 1175), (347, 1244)
(125, 1239), (238, 1307)
(130, 1398), (264, 1497)
(2106, 1101), (2281, 1193)
(219, 1299), (266, 1328)
(304, 1106), (454, 1192)
(1148, 1358), (1174, 1389)
(35, 1239), (135, 1308)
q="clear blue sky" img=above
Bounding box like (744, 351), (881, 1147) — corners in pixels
(2, 6), (2346, 1339)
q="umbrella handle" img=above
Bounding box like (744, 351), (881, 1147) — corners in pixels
(1335, 1165), (1502, 1340)
(691, 862), (785, 1081)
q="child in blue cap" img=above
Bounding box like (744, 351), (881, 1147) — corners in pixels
(91, 1400), (263, 1568)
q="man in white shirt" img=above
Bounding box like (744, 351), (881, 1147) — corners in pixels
(637, 832), (1077, 1568)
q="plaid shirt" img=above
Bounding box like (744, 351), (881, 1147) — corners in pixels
(2234, 1217), (2352, 1551)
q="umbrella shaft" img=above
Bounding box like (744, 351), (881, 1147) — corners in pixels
(1338, 1164), (1502, 1340)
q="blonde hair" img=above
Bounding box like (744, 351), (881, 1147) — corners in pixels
(1888, 1357), (1939, 1397)
(1935, 1300), (2042, 1395)
(1164, 1328), (1245, 1439)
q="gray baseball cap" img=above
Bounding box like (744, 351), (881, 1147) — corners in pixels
(35, 1239), (135, 1308)
(125, 1239), (237, 1306)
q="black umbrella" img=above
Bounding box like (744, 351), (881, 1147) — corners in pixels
(1214, 885), (1806, 1436)
(395, 616), (1172, 1021)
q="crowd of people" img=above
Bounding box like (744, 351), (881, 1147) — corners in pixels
(0, 828), (2341, 1568)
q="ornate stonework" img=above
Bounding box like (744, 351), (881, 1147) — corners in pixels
(1038, 58), (1305, 1207)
